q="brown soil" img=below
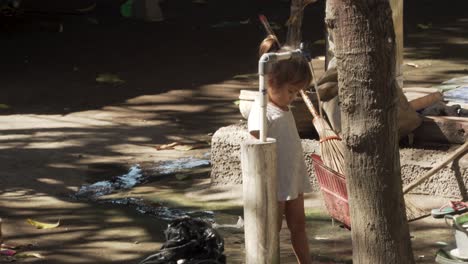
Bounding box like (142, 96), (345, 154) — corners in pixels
(1, 0), (468, 263)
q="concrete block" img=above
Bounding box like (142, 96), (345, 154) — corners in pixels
(211, 123), (468, 199)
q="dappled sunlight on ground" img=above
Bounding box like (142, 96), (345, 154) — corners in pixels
(0, 0), (467, 262)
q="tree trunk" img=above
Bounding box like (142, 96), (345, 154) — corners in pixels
(325, 0), (415, 263)
(286, 0), (304, 48)
(389, 0), (404, 88)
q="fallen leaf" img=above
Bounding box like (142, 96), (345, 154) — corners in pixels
(15, 252), (44, 259)
(155, 142), (179, 150)
(174, 145), (195, 151)
(174, 143), (208, 151)
(314, 236), (329, 240)
(96, 73), (125, 84)
(155, 142), (208, 151)
(27, 219), (60, 229)
(406, 62), (419, 68)
(417, 23), (432, 30)
(233, 100), (240, 106)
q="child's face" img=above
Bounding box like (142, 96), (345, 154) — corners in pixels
(268, 82), (305, 110)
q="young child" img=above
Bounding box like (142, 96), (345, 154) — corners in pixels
(248, 36), (312, 264)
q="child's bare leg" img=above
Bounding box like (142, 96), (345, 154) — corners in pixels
(285, 194), (311, 264)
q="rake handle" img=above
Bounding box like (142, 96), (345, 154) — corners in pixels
(403, 140), (468, 194)
(259, 15), (275, 38)
(300, 90), (319, 120)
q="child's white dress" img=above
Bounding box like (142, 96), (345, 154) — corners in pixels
(248, 98), (312, 201)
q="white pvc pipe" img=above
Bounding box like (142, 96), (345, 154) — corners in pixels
(259, 73), (268, 142)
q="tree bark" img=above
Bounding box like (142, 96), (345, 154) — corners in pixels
(325, 0), (415, 263)
(286, 0), (304, 48)
(389, 0), (404, 87)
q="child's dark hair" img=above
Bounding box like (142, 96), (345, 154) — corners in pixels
(259, 35), (312, 90)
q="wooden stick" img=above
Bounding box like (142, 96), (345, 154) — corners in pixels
(259, 15), (281, 47)
(403, 140), (468, 194)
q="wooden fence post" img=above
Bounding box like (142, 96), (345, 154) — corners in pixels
(241, 138), (279, 264)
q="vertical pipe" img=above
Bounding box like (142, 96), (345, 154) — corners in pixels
(259, 73), (268, 142)
(258, 51), (298, 142)
(258, 54), (270, 143)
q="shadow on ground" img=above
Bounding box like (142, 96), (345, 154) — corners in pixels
(0, 0), (468, 263)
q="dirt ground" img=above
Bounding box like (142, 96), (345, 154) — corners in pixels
(1, 0), (468, 263)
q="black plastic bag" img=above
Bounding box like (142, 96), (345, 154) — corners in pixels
(139, 217), (226, 264)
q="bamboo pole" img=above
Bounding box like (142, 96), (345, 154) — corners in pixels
(241, 138), (279, 264)
(403, 140), (468, 194)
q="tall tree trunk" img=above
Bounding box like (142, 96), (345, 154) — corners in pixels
(389, 0), (404, 88)
(286, 0), (304, 48)
(325, 0), (415, 263)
